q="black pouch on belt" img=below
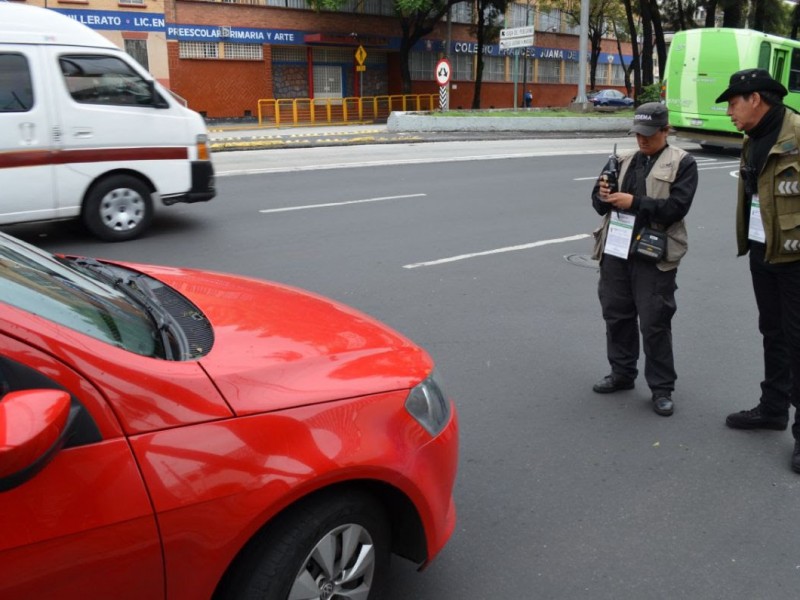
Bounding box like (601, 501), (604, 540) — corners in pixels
(632, 227), (666, 262)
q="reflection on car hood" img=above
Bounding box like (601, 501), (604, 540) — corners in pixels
(131, 264), (432, 415)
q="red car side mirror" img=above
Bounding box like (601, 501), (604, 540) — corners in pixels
(0, 389), (73, 490)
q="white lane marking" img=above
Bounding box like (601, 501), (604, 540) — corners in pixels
(403, 234), (591, 269)
(217, 150), (613, 177)
(259, 193), (426, 214)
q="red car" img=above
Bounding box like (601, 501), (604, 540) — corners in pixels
(0, 232), (458, 599)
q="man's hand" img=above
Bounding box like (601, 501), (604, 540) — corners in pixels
(598, 179), (634, 210)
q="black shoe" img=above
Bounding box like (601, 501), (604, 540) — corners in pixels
(725, 406), (788, 431)
(592, 374), (635, 394)
(652, 392), (674, 417)
(792, 441), (800, 474)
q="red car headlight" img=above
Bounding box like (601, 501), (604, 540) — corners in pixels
(405, 371), (451, 436)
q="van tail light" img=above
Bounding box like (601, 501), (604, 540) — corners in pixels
(196, 135), (211, 160)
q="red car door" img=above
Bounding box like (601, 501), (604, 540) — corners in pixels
(0, 333), (164, 599)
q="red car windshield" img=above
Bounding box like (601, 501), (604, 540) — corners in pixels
(0, 234), (161, 357)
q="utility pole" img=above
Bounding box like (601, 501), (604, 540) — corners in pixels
(573, 0), (589, 110)
(521, 0), (532, 105)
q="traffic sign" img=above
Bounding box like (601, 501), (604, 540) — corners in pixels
(500, 25), (534, 50)
(435, 58), (451, 86)
(355, 45), (367, 66)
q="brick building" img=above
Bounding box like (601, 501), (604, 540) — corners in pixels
(24, 0), (632, 119)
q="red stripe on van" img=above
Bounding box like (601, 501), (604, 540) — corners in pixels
(0, 147), (189, 169)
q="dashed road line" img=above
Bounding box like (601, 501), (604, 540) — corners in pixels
(259, 193), (427, 214)
(403, 234), (591, 269)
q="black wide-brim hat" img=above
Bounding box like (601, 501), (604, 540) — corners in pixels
(715, 68), (788, 103)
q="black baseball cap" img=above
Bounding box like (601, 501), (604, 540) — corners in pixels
(715, 68), (788, 103)
(629, 102), (669, 136)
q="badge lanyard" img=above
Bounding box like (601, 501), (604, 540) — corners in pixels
(748, 194), (766, 243)
(604, 210), (636, 259)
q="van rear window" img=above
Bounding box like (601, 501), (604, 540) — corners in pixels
(0, 54), (34, 113)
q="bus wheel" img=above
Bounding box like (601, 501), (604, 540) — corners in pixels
(83, 175), (153, 242)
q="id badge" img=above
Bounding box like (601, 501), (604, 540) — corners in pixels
(748, 194), (766, 243)
(604, 211), (636, 259)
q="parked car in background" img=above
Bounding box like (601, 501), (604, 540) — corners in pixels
(591, 89), (635, 107)
(0, 231), (459, 599)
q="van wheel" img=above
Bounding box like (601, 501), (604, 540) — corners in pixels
(83, 175), (153, 242)
(218, 490), (390, 600)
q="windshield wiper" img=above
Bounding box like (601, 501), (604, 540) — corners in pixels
(68, 258), (189, 360)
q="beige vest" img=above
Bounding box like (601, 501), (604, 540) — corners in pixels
(592, 145), (689, 271)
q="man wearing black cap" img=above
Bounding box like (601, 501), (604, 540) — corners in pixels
(716, 68), (800, 474)
(590, 102), (698, 417)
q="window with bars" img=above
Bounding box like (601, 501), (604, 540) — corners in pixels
(482, 55), (506, 82)
(451, 2), (472, 24)
(179, 42), (263, 61)
(124, 39), (149, 71)
(179, 42), (219, 59)
(409, 50), (436, 81)
(362, 0), (394, 16)
(537, 57), (561, 83)
(507, 3), (532, 28)
(312, 47), (355, 62)
(538, 9), (560, 32)
(266, 0), (308, 6)
(563, 59), (580, 84)
(452, 53), (474, 80)
(610, 63), (626, 86)
(272, 47), (306, 62)
(223, 43), (263, 60)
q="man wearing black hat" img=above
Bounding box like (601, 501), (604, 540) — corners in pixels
(590, 102), (698, 416)
(716, 68), (800, 474)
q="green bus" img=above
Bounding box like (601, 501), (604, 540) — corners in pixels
(664, 27), (800, 148)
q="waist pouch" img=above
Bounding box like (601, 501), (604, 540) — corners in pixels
(632, 227), (666, 262)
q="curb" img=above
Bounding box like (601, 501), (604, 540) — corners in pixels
(387, 111), (630, 133)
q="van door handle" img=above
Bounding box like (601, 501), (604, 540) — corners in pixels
(72, 128), (94, 138)
(19, 122), (35, 143)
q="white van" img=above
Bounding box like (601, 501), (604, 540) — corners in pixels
(0, 3), (215, 241)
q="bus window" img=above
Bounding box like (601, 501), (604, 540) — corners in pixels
(790, 49), (800, 92)
(774, 49), (788, 84)
(759, 42), (771, 69)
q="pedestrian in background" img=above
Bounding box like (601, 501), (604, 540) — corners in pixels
(524, 89), (533, 108)
(590, 103), (698, 416)
(715, 68), (800, 474)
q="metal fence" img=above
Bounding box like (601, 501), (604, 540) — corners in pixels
(256, 94), (438, 127)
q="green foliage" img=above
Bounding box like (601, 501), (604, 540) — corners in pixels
(638, 83), (661, 104)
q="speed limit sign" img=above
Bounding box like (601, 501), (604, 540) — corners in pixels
(435, 58), (452, 86)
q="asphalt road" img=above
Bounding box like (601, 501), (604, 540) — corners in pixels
(7, 138), (798, 599)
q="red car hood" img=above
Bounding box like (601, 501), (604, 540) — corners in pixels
(133, 264), (432, 415)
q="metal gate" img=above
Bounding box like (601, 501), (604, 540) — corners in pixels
(312, 65), (342, 104)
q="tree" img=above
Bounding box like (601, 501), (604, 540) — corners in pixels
(621, 0), (642, 100)
(540, 0), (626, 92)
(749, 0), (792, 34)
(310, 0), (467, 93)
(659, 0), (700, 31)
(471, 0), (508, 108)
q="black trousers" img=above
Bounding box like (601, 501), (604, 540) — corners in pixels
(598, 255), (678, 393)
(749, 243), (800, 438)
